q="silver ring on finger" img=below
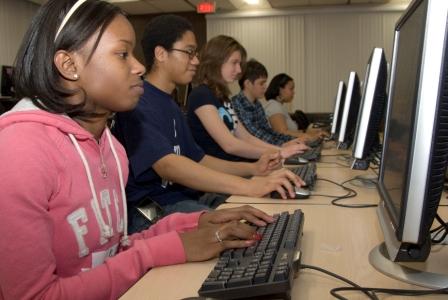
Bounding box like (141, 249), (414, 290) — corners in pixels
(215, 230), (223, 243)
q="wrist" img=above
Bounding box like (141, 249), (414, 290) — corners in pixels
(249, 162), (258, 176)
(236, 177), (252, 196)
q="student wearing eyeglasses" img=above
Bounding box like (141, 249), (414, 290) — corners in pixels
(113, 15), (305, 234)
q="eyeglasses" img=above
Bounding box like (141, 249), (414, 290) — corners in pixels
(169, 48), (199, 60)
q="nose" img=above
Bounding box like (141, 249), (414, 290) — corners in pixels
(191, 55), (200, 65)
(236, 63), (242, 74)
(132, 56), (146, 77)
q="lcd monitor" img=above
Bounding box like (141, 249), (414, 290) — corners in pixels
(337, 72), (361, 149)
(370, 0), (448, 288)
(329, 81), (346, 140)
(351, 48), (388, 170)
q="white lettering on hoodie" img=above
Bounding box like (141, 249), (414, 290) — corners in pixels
(67, 208), (89, 257)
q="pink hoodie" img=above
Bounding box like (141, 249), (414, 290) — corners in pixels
(0, 99), (202, 300)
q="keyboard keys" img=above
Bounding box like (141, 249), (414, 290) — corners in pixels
(292, 162), (317, 188)
(198, 209), (305, 299)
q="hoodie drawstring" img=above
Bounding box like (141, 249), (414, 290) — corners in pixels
(105, 128), (129, 247)
(68, 130), (129, 247)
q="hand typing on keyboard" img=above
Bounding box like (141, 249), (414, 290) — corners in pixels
(198, 209), (305, 299)
(179, 205), (274, 262)
(279, 140), (309, 159)
(249, 169), (305, 199)
(198, 205), (275, 228)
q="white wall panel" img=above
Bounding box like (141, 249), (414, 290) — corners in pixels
(207, 9), (402, 113)
(208, 17), (291, 95)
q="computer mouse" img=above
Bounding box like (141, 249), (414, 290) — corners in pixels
(284, 156), (309, 165)
(270, 186), (311, 200)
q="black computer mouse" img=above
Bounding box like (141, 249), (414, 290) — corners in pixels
(284, 156), (309, 165)
(271, 186), (311, 200)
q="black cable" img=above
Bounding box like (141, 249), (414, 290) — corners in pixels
(299, 264), (378, 300)
(330, 286), (448, 299)
(320, 154), (351, 158)
(317, 177), (378, 208)
(370, 167), (379, 176)
(300, 263), (448, 300)
(317, 161), (350, 168)
(431, 214), (448, 244)
(312, 178), (354, 198)
(347, 175), (378, 189)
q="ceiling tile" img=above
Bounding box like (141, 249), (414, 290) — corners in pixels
(268, 0), (348, 8)
(27, 0), (408, 14)
(139, 0), (195, 12)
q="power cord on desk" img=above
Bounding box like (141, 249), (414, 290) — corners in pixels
(317, 161), (350, 168)
(316, 178), (377, 208)
(370, 167), (379, 176)
(320, 154), (352, 158)
(348, 175), (378, 189)
(330, 286), (448, 299)
(300, 263), (448, 300)
(299, 264), (378, 300)
(312, 178), (355, 199)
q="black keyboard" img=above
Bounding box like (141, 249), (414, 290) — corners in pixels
(300, 145), (322, 161)
(198, 209), (305, 300)
(306, 138), (323, 148)
(292, 162), (317, 188)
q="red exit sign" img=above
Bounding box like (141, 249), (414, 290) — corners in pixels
(197, 1), (216, 14)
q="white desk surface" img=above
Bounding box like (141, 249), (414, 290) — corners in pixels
(120, 203), (448, 300)
(120, 142), (448, 299)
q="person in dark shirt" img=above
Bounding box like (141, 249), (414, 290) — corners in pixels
(187, 35), (308, 161)
(113, 15), (304, 233)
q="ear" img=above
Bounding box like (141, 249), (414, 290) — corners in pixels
(154, 45), (168, 64)
(244, 79), (252, 89)
(54, 50), (79, 81)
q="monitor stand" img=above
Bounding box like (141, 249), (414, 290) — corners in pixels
(369, 243), (448, 289)
(337, 141), (350, 150)
(351, 158), (369, 170)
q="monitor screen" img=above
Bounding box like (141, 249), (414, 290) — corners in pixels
(380, 0), (427, 240)
(1, 66), (15, 97)
(330, 81), (346, 139)
(337, 71), (361, 150)
(351, 48), (388, 170)
(372, 0), (448, 286)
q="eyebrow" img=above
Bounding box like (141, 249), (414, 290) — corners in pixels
(118, 39), (133, 46)
(182, 44), (197, 49)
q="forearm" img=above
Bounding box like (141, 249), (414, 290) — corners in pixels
(154, 154), (251, 195)
(244, 132), (280, 150)
(130, 211), (204, 241)
(220, 137), (268, 159)
(199, 155), (256, 177)
(234, 125), (279, 154)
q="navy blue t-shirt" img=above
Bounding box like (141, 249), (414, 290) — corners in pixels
(187, 84), (242, 161)
(113, 81), (205, 206)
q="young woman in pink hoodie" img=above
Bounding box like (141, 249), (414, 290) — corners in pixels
(0, 1), (273, 299)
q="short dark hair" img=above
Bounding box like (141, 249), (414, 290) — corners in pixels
(265, 73), (294, 101)
(195, 35), (247, 101)
(238, 59), (268, 89)
(141, 14), (193, 70)
(13, 0), (124, 119)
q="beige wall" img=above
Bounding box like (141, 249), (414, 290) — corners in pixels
(207, 5), (405, 113)
(0, 0), (38, 67)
